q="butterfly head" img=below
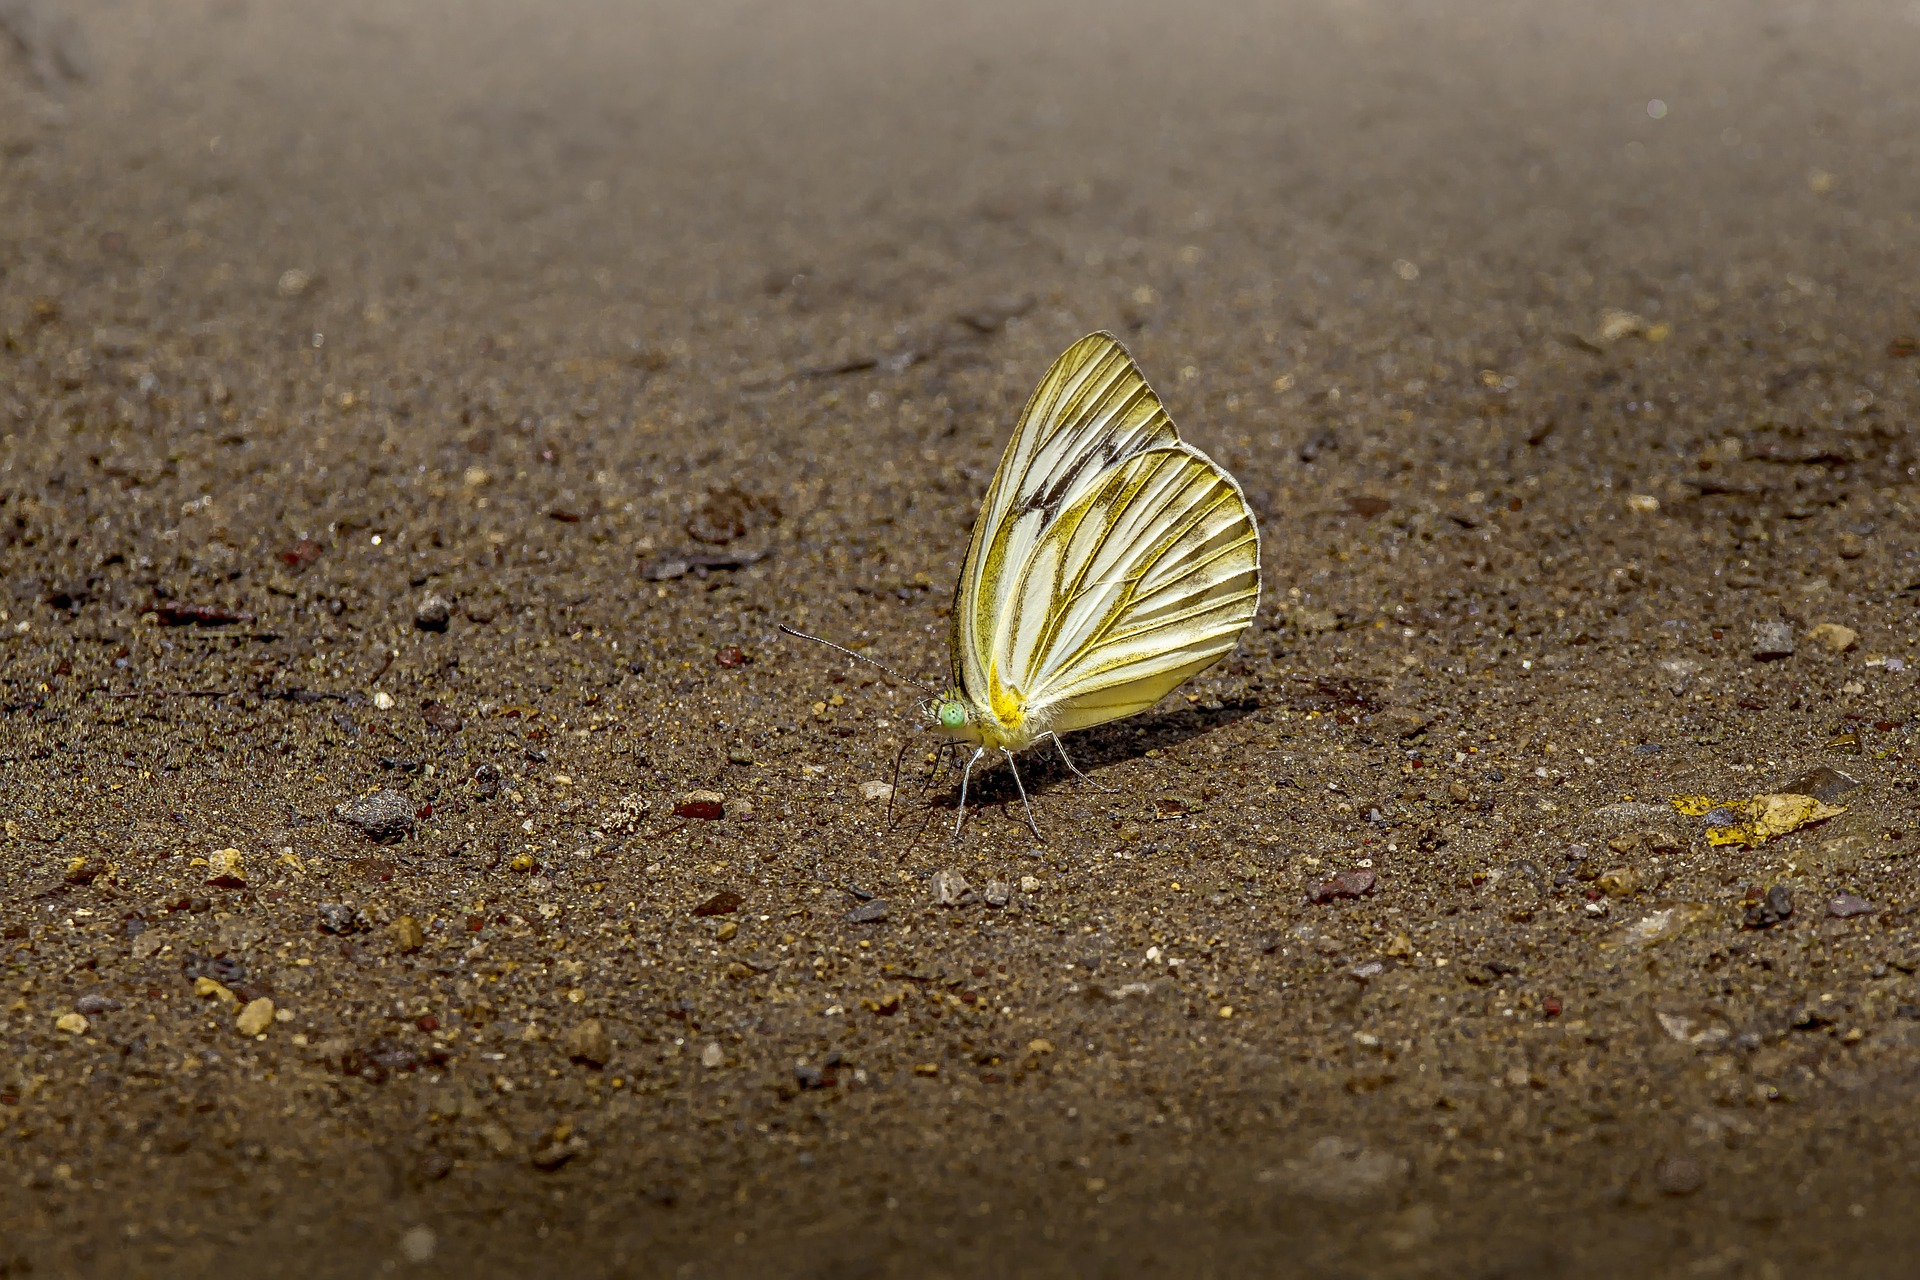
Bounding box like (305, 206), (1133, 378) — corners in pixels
(930, 690), (978, 742)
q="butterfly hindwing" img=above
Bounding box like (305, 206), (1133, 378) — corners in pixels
(951, 333), (1260, 746)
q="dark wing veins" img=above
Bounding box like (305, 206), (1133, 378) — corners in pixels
(1013, 427), (1140, 525)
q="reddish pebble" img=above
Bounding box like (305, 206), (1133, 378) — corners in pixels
(714, 645), (748, 668)
(692, 891), (745, 917)
(417, 1015), (439, 1032)
(278, 539), (323, 568)
(465, 915), (484, 932)
(1542, 997), (1563, 1018)
(1306, 869), (1376, 904)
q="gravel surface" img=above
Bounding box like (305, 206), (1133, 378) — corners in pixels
(3, 2), (1920, 1276)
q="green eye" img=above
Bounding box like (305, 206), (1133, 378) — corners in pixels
(938, 702), (967, 729)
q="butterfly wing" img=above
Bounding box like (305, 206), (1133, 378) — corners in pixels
(951, 332), (1260, 745)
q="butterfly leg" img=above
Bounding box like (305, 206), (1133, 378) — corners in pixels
(1001, 748), (1043, 840)
(953, 747), (986, 841)
(1039, 731), (1114, 793)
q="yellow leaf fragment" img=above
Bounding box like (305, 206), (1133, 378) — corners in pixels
(1670, 795), (1723, 817)
(194, 977), (238, 1007)
(1672, 792), (1844, 848)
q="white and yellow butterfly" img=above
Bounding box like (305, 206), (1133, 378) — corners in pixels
(790, 331), (1261, 837)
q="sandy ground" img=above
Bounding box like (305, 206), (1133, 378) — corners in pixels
(3, 1), (1920, 1275)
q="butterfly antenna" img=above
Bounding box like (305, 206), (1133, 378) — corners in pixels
(777, 625), (939, 695)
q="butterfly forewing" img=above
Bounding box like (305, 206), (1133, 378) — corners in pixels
(952, 333), (1260, 745)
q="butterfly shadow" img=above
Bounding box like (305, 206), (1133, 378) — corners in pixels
(1033, 697), (1262, 789)
(909, 697), (1262, 827)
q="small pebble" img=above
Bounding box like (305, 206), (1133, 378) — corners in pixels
(1307, 869), (1377, 903)
(983, 881), (1011, 908)
(55, 1012), (88, 1035)
(1596, 866), (1643, 898)
(1827, 894), (1876, 919)
(691, 891), (744, 917)
(564, 1018), (612, 1067)
(700, 1042), (725, 1068)
(858, 780), (895, 803)
(1019, 875), (1041, 894)
(1653, 1155), (1705, 1196)
(205, 847), (247, 888)
(1775, 765), (1860, 804)
(390, 915), (425, 953)
(194, 976), (238, 1005)
(845, 899), (890, 924)
(317, 902), (364, 935)
(372, 690), (397, 711)
(472, 763), (502, 798)
(1743, 885), (1793, 930)
(413, 595), (452, 632)
(74, 993), (120, 1015)
(674, 790), (726, 820)
(399, 1227), (437, 1264)
(1750, 620), (1795, 661)
(1377, 708), (1431, 739)
(1807, 622), (1858, 653)
(339, 790), (416, 843)
(235, 997), (275, 1036)
(931, 869), (971, 906)
(531, 1135), (587, 1171)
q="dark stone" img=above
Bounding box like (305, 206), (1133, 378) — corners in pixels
(317, 902), (366, 935)
(1743, 885), (1793, 930)
(413, 595), (452, 632)
(1774, 765), (1862, 804)
(691, 891), (744, 917)
(339, 790), (416, 843)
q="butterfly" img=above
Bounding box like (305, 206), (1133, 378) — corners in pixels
(787, 331), (1261, 838)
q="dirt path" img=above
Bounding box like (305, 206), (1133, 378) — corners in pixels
(3, 2), (1919, 1275)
